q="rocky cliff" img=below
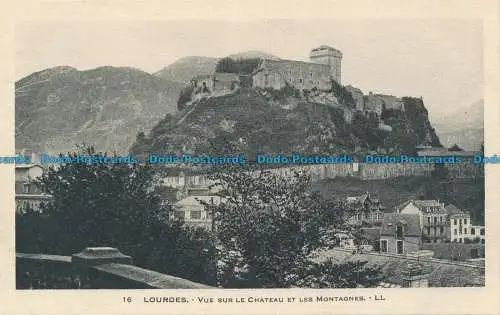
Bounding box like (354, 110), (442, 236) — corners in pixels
(130, 86), (441, 158)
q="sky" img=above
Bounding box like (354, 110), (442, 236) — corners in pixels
(15, 19), (483, 122)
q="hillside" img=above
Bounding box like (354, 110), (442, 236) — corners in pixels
(154, 56), (219, 83)
(15, 66), (184, 154)
(311, 176), (484, 224)
(433, 99), (483, 151)
(130, 88), (441, 159)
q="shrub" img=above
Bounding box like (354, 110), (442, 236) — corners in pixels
(177, 85), (194, 110)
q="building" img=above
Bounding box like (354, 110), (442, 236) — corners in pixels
(252, 45), (342, 92)
(345, 192), (385, 225)
(396, 200), (448, 243)
(396, 200), (485, 244)
(446, 204), (485, 243)
(379, 213), (421, 255)
(173, 195), (221, 230)
(190, 73), (240, 96)
(15, 164), (52, 213)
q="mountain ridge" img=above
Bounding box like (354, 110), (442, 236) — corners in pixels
(15, 65), (184, 154)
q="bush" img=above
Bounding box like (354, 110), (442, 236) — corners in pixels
(330, 80), (356, 108)
(177, 85), (194, 110)
(215, 57), (261, 74)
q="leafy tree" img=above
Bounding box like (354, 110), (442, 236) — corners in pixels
(16, 145), (217, 285)
(202, 165), (380, 288)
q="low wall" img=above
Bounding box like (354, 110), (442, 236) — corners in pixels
(16, 247), (213, 289)
(422, 243), (485, 261)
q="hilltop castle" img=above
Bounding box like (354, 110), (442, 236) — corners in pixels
(252, 45), (342, 90)
(188, 45), (405, 123)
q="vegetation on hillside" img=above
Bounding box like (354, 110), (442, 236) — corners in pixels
(329, 79), (357, 108)
(130, 89), (441, 158)
(215, 57), (261, 74)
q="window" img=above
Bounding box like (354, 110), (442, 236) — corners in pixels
(459, 227), (462, 234)
(464, 219), (467, 225)
(310, 72), (313, 77)
(299, 78), (303, 83)
(440, 227), (444, 234)
(427, 216), (431, 224)
(459, 238), (462, 243)
(174, 211), (185, 220)
(23, 184), (30, 194)
(190, 210), (201, 220)
(454, 229), (457, 235)
(454, 219), (457, 225)
(464, 228), (467, 234)
(471, 228), (476, 235)
(396, 225), (403, 238)
(480, 228), (485, 236)
(380, 240), (388, 253)
(427, 227), (430, 235)
(434, 217), (437, 224)
(459, 219), (462, 225)
(396, 240), (404, 254)
(264, 74), (269, 86)
(440, 216), (443, 223)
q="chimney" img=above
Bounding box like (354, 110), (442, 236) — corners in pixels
(401, 262), (430, 288)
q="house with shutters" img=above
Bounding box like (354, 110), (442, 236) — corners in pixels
(379, 213), (421, 255)
(395, 200), (449, 243)
(395, 199), (485, 244)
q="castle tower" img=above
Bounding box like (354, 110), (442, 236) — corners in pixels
(309, 45), (343, 84)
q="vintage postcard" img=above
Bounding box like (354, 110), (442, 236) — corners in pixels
(0, 0), (499, 314)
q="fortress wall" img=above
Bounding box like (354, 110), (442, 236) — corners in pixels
(444, 163), (484, 180)
(162, 163), (483, 189)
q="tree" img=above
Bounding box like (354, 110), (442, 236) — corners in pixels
(202, 164), (381, 288)
(16, 145), (217, 285)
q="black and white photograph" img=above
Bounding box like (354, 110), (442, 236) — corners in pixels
(12, 17), (487, 292)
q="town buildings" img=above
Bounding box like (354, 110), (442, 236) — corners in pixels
(395, 199), (485, 244)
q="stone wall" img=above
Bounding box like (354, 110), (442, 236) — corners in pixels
(253, 59), (332, 91)
(16, 248), (212, 289)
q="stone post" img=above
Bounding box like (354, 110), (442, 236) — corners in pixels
(401, 262), (430, 288)
(71, 247), (133, 288)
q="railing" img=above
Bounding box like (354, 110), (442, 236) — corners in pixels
(16, 247), (213, 289)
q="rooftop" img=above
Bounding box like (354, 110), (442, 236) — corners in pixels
(314, 248), (484, 287)
(380, 213), (421, 237)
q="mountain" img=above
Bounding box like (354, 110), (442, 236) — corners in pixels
(130, 88), (441, 158)
(154, 52), (279, 83)
(154, 56), (219, 83)
(15, 66), (184, 154)
(226, 51), (281, 60)
(432, 100), (483, 151)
